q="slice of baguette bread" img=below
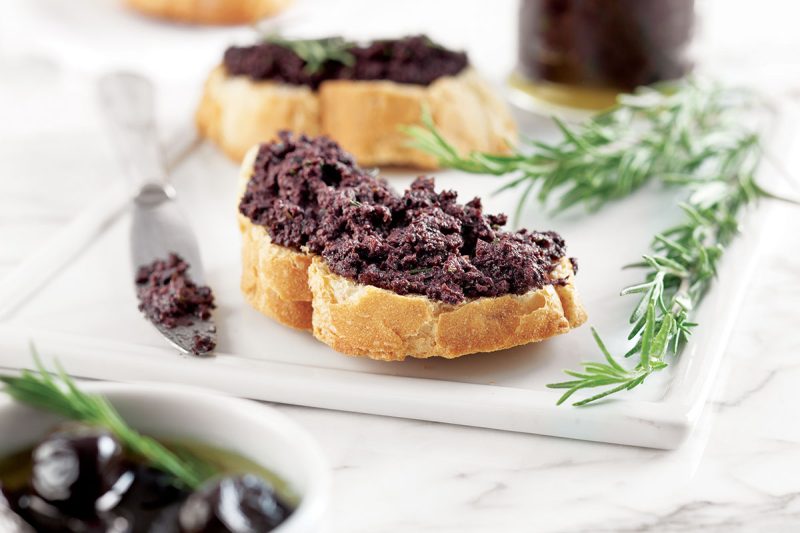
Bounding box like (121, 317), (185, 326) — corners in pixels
(198, 66), (516, 168)
(236, 147), (587, 360)
(125, 0), (292, 25)
(237, 147), (313, 330)
(308, 256), (585, 361)
(240, 218), (313, 330)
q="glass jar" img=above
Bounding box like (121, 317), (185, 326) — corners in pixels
(511, 0), (695, 111)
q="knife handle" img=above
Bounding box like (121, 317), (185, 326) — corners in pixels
(97, 72), (168, 191)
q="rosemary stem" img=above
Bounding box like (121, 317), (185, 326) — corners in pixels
(405, 78), (780, 405)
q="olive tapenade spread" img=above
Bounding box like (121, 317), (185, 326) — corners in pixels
(223, 35), (469, 89)
(239, 133), (571, 305)
(135, 254), (216, 353)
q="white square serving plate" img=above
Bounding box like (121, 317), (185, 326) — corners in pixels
(0, 102), (795, 450)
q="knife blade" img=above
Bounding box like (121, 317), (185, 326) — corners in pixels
(97, 72), (216, 356)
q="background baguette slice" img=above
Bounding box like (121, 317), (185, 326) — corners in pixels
(318, 69), (516, 168)
(307, 257), (586, 361)
(198, 67), (320, 162)
(125, 0), (292, 25)
(198, 67), (516, 168)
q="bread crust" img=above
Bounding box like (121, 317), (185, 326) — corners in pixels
(237, 147), (313, 330)
(198, 67), (516, 168)
(198, 67), (320, 162)
(307, 257), (585, 361)
(125, 0), (292, 25)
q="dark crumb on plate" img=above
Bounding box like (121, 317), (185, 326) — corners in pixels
(191, 332), (216, 355)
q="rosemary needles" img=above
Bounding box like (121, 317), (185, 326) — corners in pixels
(406, 79), (787, 405)
(263, 35), (355, 74)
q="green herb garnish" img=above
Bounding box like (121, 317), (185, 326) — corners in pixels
(0, 351), (215, 488)
(405, 79), (795, 406)
(264, 35), (355, 74)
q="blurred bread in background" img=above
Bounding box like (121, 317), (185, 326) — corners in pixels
(125, 0), (293, 25)
(197, 37), (517, 168)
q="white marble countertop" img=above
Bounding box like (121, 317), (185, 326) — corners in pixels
(2, 1), (800, 531)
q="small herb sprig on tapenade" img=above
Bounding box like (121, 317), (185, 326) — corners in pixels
(0, 351), (215, 488)
(262, 35), (355, 74)
(406, 79), (796, 406)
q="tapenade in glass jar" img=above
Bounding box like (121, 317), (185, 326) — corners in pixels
(511, 0), (695, 111)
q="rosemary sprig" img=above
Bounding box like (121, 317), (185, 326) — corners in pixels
(406, 80), (746, 219)
(0, 351), (215, 488)
(550, 141), (768, 405)
(405, 79), (789, 405)
(264, 35), (355, 74)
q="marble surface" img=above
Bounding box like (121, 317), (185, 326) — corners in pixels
(2, 1), (800, 531)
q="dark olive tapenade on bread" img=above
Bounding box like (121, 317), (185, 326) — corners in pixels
(237, 133), (585, 361)
(199, 36), (517, 168)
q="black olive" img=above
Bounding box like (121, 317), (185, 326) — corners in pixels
(145, 502), (183, 533)
(178, 475), (292, 533)
(4, 487), (130, 532)
(0, 484), (35, 533)
(30, 425), (131, 519)
(114, 465), (188, 533)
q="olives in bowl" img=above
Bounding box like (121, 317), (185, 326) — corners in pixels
(0, 381), (329, 533)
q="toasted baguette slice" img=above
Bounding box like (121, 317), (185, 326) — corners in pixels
(198, 66), (516, 168)
(308, 257), (585, 361)
(125, 0), (292, 25)
(239, 213), (585, 359)
(237, 148), (586, 359)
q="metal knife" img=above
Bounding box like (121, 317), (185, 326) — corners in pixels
(97, 72), (216, 356)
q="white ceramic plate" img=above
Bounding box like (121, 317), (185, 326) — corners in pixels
(0, 102), (794, 449)
(0, 382), (330, 532)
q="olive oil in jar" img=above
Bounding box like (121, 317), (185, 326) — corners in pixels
(511, 0), (695, 112)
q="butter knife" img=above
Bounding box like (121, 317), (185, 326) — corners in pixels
(97, 72), (216, 356)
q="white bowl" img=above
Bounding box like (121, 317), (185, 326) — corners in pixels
(0, 381), (330, 532)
